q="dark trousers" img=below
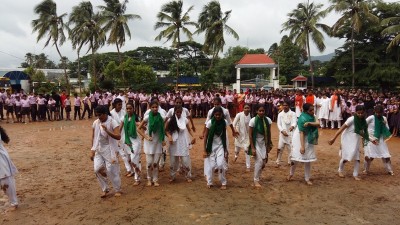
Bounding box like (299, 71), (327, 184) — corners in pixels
(38, 104), (46, 121)
(30, 104), (38, 121)
(82, 104), (90, 119)
(60, 106), (64, 119)
(74, 106), (81, 120)
(0, 103), (3, 119)
(90, 101), (98, 117)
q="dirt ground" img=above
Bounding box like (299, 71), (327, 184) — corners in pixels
(0, 117), (399, 225)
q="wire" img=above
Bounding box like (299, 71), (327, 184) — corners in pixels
(0, 50), (25, 61)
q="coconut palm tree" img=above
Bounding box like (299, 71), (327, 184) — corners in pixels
(196, 0), (239, 70)
(32, 0), (70, 92)
(328, 0), (379, 88)
(381, 16), (400, 52)
(282, 0), (330, 89)
(98, 0), (141, 84)
(69, 1), (106, 90)
(154, 0), (197, 82)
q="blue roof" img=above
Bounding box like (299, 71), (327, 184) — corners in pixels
(3, 71), (30, 80)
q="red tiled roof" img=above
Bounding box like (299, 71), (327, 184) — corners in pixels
(291, 75), (308, 82)
(236, 54), (275, 65)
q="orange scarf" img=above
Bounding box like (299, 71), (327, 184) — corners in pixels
(295, 94), (303, 109)
(306, 95), (314, 104)
(331, 94), (338, 109)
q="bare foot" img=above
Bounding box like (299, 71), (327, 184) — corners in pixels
(154, 181), (160, 187)
(100, 190), (109, 198)
(220, 185), (227, 190)
(354, 176), (362, 181)
(5, 205), (18, 212)
(146, 181), (152, 187)
(169, 178), (175, 183)
(207, 184), (213, 189)
(338, 172), (345, 178)
(114, 192), (122, 197)
(186, 178), (192, 183)
(246, 168), (251, 172)
(306, 180), (313, 186)
(275, 164), (280, 168)
(286, 175), (293, 181)
(126, 172), (134, 177)
(234, 155), (238, 162)
(362, 170), (369, 175)
(254, 181), (262, 188)
(388, 171), (395, 176)
(133, 181), (140, 186)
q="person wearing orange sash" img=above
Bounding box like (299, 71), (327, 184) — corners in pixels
(237, 89), (245, 113)
(329, 90), (343, 129)
(294, 90), (305, 118)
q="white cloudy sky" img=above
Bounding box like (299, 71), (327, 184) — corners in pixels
(0, 0), (397, 68)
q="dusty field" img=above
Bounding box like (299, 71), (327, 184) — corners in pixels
(0, 117), (399, 225)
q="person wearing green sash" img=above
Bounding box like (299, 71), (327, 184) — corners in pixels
(123, 103), (147, 186)
(249, 105), (273, 188)
(328, 105), (370, 181)
(364, 105), (394, 176)
(138, 101), (166, 187)
(287, 103), (319, 186)
(203, 106), (228, 190)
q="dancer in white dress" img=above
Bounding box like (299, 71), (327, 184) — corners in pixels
(329, 90), (343, 129)
(138, 101), (166, 187)
(328, 105), (371, 180)
(0, 126), (18, 211)
(363, 105), (394, 175)
(90, 106), (122, 198)
(276, 102), (297, 167)
(249, 105), (273, 188)
(165, 106), (196, 182)
(232, 104), (252, 171)
(203, 106), (229, 189)
(318, 93), (330, 128)
(110, 98), (133, 177)
(288, 103), (319, 185)
(123, 103), (146, 186)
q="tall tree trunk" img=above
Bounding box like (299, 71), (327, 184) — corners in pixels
(116, 43), (125, 88)
(351, 26), (355, 88)
(306, 32), (314, 89)
(176, 30), (180, 91)
(55, 43), (70, 94)
(91, 40), (97, 90)
(77, 51), (82, 94)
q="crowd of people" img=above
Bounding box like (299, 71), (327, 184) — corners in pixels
(0, 87), (396, 207)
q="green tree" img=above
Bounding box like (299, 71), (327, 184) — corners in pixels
(328, 0), (379, 88)
(32, 0), (69, 92)
(154, 0), (197, 83)
(381, 1), (400, 52)
(69, 1), (106, 90)
(281, 0), (330, 88)
(98, 0), (141, 84)
(196, 1), (239, 69)
(125, 46), (175, 71)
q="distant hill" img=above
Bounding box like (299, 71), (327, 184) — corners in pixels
(305, 52), (335, 64)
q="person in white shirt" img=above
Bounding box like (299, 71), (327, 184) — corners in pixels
(276, 102), (297, 167)
(81, 93), (91, 119)
(232, 104), (252, 171)
(73, 93), (82, 120)
(20, 94), (31, 123)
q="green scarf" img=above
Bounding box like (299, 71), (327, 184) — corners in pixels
(206, 118), (227, 155)
(124, 114), (137, 146)
(149, 112), (165, 142)
(353, 115), (369, 146)
(248, 115), (272, 156)
(298, 112), (318, 145)
(374, 115), (391, 139)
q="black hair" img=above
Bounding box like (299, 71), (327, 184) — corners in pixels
(113, 98), (123, 104)
(213, 97), (222, 104)
(175, 96), (183, 102)
(167, 105), (183, 134)
(86, 93), (90, 97)
(374, 105), (384, 113)
(243, 103), (251, 108)
(126, 102), (134, 108)
(211, 106), (224, 119)
(303, 103), (313, 112)
(255, 104), (265, 111)
(0, 126), (10, 144)
(355, 105), (365, 112)
(149, 100), (159, 107)
(150, 96), (159, 102)
(95, 105), (111, 116)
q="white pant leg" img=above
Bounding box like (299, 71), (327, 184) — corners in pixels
(169, 155), (179, 179)
(290, 161), (297, 176)
(353, 160), (360, 177)
(159, 146), (166, 167)
(245, 154), (251, 169)
(146, 153), (161, 182)
(338, 159), (345, 172)
(304, 162), (311, 181)
(254, 155), (266, 182)
(119, 146), (132, 173)
(181, 155), (192, 179)
(94, 153), (109, 192)
(382, 158), (393, 172)
(0, 176), (18, 206)
(205, 156), (216, 185)
(130, 151), (141, 181)
(106, 160), (121, 192)
(216, 153), (227, 185)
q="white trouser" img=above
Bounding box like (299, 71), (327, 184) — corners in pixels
(130, 150), (142, 182)
(119, 145), (132, 173)
(235, 146), (251, 169)
(290, 161), (311, 181)
(204, 151), (227, 186)
(146, 153), (161, 182)
(331, 120), (341, 129)
(170, 155), (192, 179)
(254, 155), (267, 182)
(277, 143), (291, 165)
(0, 176), (18, 206)
(320, 119), (329, 128)
(94, 153), (121, 192)
(364, 158), (393, 173)
(339, 159), (360, 177)
(158, 146), (167, 167)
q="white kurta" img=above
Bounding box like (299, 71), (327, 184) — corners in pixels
(169, 118), (190, 157)
(143, 114), (165, 155)
(340, 116), (361, 161)
(0, 142), (18, 180)
(318, 97), (330, 120)
(249, 117), (272, 159)
(290, 127), (317, 162)
(329, 98), (343, 121)
(364, 115), (391, 158)
(277, 110), (297, 148)
(232, 112), (251, 149)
